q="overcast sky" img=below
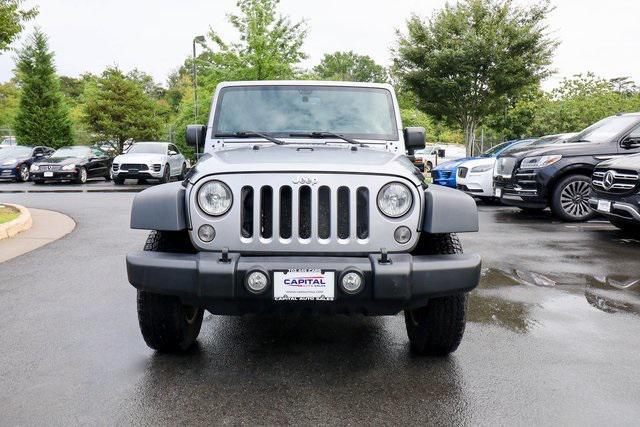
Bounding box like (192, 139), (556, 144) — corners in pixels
(1, 0), (639, 90)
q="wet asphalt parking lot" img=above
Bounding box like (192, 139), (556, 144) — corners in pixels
(1, 189), (639, 425)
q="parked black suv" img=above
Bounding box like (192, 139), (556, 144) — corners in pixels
(589, 153), (640, 232)
(494, 113), (640, 221)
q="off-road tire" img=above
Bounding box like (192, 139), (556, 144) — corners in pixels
(550, 174), (594, 222)
(137, 231), (203, 352)
(609, 218), (640, 234)
(405, 233), (468, 356)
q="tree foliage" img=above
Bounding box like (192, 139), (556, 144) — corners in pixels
(83, 67), (162, 154)
(14, 29), (73, 148)
(394, 0), (556, 152)
(0, 79), (19, 129)
(313, 51), (388, 83)
(0, 0), (38, 53)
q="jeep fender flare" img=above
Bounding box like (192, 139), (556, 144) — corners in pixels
(422, 184), (479, 233)
(130, 182), (188, 231)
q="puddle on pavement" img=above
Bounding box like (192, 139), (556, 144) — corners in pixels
(469, 268), (640, 333)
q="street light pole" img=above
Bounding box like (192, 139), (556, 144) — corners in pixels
(192, 35), (205, 158)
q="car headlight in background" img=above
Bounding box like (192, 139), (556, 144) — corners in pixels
(30, 164), (40, 171)
(197, 180), (233, 216)
(471, 164), (493, 173)
(377, 182), (412, 218)
(520, 155), (562, 169)
(2, 158), (17, 166)
(62, 164), (76, 171)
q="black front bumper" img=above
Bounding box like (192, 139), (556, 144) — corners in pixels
(30, 171), (78, 181)
(494, 175), (547, 209)
(126, 251), (482, 315)
(589, 191), (640, 223)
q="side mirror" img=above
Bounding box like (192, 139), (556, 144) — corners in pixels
(437, 148), (446, 158)
(621, 136), (640, 148)
(168, 151), (177, 156)
(403, 127), (426, 154)
(35, 153), (44, 158)
(186, 124), (207, 149)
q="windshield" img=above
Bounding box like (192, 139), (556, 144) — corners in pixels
(0, 146), (32, 158)
(52, 147), (91, 158)
(568, 116), (639, 143)
(127, 143), (166, 154)
(213, 85), (398, 141)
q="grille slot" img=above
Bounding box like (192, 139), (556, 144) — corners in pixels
(318, 186), (331, 239)
(458, 167), (468, 178)
(241, 186), (253, 238)
(279, 186), (292, 239)
(592, 168), (639, 194)
(356, 187), (369, 239)
(337, 187), (350, 239)
(260, 186), (273, 238)
(112, 164), (119, 171)
(298, 186), (312, 239)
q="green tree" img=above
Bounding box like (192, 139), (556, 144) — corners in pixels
(394, 0), (557, 153)
(83, 67), (162, 154)
(0, 79), (19, 129)
(0, 0), (38, 53)
(14, 29), (73, 148)
(313, 51), (388, 83)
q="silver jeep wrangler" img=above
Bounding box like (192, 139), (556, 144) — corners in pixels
(126, 81), (481, 355)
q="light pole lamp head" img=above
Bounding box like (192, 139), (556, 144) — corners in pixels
(193, 35), (206, 44)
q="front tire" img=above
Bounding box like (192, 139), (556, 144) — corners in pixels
(74, 167), (88, 184)
(136, 231), (203, 352)
(113, 176), (125, 185)
(160, 164), (170, 183)
(18, 164), (30, 182)
(405, 233), (468, 356)
(550, 174), (594, 222)
(179, 163), (187, 180)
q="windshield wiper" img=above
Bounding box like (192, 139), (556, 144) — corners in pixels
(288, 131), (365, 147)
(214, 131), (286, 145)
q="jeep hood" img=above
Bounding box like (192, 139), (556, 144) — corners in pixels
(500, 141), (610, 159)
(596, 152), (640, 171)
(188, 145), (423, 185)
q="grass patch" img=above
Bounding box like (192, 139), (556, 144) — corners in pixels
(0, 205), (20, 224)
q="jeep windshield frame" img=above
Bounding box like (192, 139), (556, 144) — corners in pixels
(211, 85), (399, 142)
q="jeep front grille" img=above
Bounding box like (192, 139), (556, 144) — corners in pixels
(189, 173), (422, 254)
(238, 184), (369, 241)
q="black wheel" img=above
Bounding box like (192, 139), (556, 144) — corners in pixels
(74, 167), (88, 184)
(550, 174), (594, 222)
(426, 161), (433, 172)
(137, 231), (202, 352)
(179, 163), (187, 180)
(160, 164), (170, 183)
(113, 177), (125, 185)
(405, 233), (468, 356)
(18, 164), (30, 182)
(609, 218), (640, 234)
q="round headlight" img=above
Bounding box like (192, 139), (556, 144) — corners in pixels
(197, 180), (233, 216)
(377, 182), (413, 218)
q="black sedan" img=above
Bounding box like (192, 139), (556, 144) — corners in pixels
(30, 146), (113, 184)
(0, 146), (55, 182)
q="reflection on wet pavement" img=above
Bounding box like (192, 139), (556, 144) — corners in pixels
(471, 268), (640, 333)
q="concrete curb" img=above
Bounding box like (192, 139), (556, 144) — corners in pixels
(0, 203), (33, 240)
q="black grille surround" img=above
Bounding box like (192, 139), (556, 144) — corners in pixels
(121, 163), (149, 171)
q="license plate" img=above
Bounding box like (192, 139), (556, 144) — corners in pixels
(44, 172), (53, 177)
(495, 188), (502, 197)
(273, 269), (335, 301)
(597, 200), (612, 213)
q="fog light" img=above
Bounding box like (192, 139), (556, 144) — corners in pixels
(246, 270), (269, 294)
(394, 226), (411, 244)
(198, 224), (216, 242)
(340, 270), (364, 295)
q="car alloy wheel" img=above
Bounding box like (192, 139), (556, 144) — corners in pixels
(19, 164), (29, 182)
(560, 180), (590, 219)
(79, 167), (87, 184)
